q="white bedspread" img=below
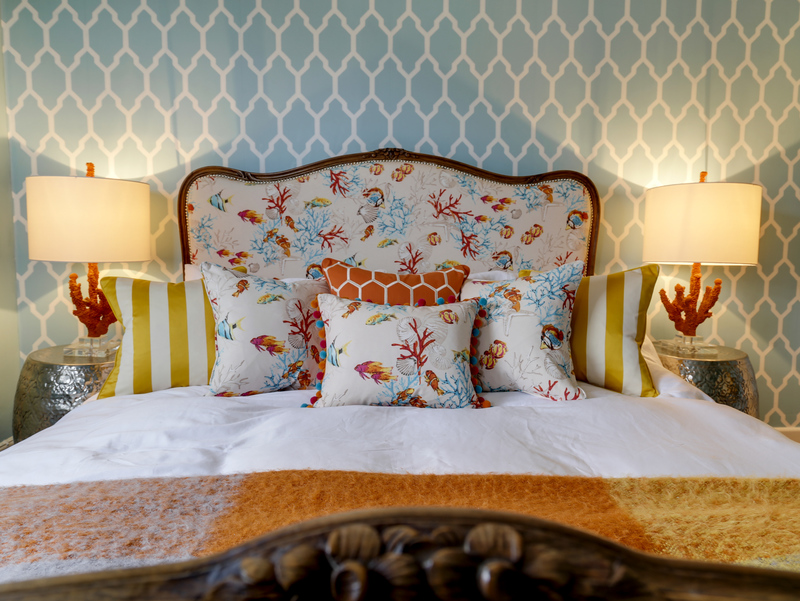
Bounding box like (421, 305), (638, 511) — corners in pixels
(2, 357), (799, 485)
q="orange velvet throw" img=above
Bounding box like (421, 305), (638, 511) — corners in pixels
(2, 471), (800, 580)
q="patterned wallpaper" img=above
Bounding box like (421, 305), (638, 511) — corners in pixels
(3, 0), (799, 425)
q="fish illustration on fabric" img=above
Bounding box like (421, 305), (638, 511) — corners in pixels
(208, 191), (232, 211)
(369, 163), (384, 175)
(391, 163), (413, 181)
(216, 248), (232, 258)
(435, 260), (461, 270)
(354, 361), (397, 383)
(297, 174), (310, 183)
(361, 225), (374, 241)
(427, 232), (442, 246)
(479, 339), (508, 370)
(231, 266), (248, 274)
(521, 224), (544, 245)
(344, 255), (366, 268)
(306, 264), (324, 280)
(282, 360), (304, 379)
(228, 255), (244, 267)
(439, 309), (459, 324)
(538, 184), (554, 203)
(377, 238), (398, 248)
(257, 293), (285, 304)
(408, 395), (427, 408)
(310, 345), (320, 364)
(393, 387), (416, 404)
(566, 210), (589, 230)
(238, 209), (264, 224)
(263, 228), (279, 241)
(297, 370), (312, 388)
(304, 197), (332, 209)
(452, 349), (470, 363)
(474, 215), (491, 223)
(365, 313), (397, 326)
(274, 235), (291, 256)
(217, 315), (245, 341)
(362, 187), (385, 207)
(492, 251), (513, 271)
(481, 195), (514, 212)
(424, 370), (444, 396)
(502, 287), (522, 312)
(342, 301), (362, 319)
(232, 280), (249, 297)
(540, 325), (565, 350)
(285, 215), (299, 232)
(250, 335), (287, 355)
(499, 225), (514, 239)
(328, 336), (351, 367)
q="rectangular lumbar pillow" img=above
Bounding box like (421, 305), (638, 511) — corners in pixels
(461, 261), (586, 401)
(98, 277), (216, 398)
(201, 263), (330, 396)
(570, 264), (659, 396)
(313, 293), (486, 408)
(321, 258), (470, 306)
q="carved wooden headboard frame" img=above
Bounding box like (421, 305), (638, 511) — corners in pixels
(178, 148), (600, 279)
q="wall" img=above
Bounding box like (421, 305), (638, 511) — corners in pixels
(2, 0), (799, 425)
(0, 0), (19, 440)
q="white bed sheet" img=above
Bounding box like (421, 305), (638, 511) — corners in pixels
(1, 355), (799, 486)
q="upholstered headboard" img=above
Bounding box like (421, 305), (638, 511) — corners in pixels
(178, 148), (599, 279)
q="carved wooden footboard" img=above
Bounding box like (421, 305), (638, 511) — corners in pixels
(2, 508), (798, 600)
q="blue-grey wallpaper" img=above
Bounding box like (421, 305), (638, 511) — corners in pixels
(3, 0), (799, 425)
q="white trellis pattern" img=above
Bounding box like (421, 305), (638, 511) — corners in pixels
(4, 0), (799, 424)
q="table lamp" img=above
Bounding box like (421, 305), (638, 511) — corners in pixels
(26, 165), (151, 357)
(642, 173), (762, 356)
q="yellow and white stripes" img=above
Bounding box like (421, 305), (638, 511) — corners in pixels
(571, 265), (659, 397)
(99, 278), (215, 398)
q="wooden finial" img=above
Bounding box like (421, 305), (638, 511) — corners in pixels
(86, 162), (95, 177)
(699, 171), (707, 183)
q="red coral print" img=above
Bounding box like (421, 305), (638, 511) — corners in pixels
(263, 184), (291, 217)
(554, 251), (574, 267)
(319, 225), (349, 252)
(392, 320), (436, 376)
(428, 190), (473, 223)
(283, 300), (315, 346)
(561, 284), (576, 312)
(460, 230), (481, 260)
(329, 169), (350, 196)
(395, 243), (424, 274)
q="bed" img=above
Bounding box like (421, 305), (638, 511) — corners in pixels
(2, 148), (800, 599)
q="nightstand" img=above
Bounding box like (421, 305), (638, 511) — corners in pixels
(655, 344), (759, 417)
(13, 345), (115, 443)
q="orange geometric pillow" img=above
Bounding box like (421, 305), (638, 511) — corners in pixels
(321, 258), (471, 306)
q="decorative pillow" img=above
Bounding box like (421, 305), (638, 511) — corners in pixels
(98, 278), (216, 398)
(321, 258), (470, 306)
(201, 263), (329, 396)
(461, 262), (586, 401)
(570, 265), (659, 396)
(313, 294), (486, 408)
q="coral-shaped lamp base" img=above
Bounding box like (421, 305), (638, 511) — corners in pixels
(69, 262), (117, 338)
(659, 262), (721, 337)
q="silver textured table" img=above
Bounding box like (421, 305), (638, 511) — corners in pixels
(13, 345), (115, 442)
(655, 344), (759, 417)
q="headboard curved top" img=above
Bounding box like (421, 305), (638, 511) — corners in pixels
(179, 148), (599, 280)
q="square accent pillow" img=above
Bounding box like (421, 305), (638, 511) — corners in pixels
(461, 261), (586, 401)
(314, 294), (485, 408)
(201, 263), (329, 396)
(321, 258), (470, 306)
(98, 277), (216, 398)
(570, 264), (660, 396)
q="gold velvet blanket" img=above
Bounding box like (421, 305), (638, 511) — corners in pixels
(2, 471), (800, 582)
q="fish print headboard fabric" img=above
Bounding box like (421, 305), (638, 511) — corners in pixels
(179, 149), (599, 279)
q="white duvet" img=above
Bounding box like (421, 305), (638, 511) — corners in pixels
(2, 350), (800, 486)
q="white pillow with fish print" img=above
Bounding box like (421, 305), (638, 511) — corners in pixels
(461, 261), (586, 401)
(314, 294), (487, 408)
(201, 262), (329, 396)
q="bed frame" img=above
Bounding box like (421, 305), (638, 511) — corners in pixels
(6, 151), (798, 598)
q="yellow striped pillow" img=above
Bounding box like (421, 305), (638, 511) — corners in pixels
(98, 278), (216, 398)
(570, 265), (659, 397)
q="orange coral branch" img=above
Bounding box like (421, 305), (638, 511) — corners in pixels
(659, 262), (722, 337)
(69, 263), (117, 337)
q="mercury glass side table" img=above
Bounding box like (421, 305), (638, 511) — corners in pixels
(13, 345), (115, 443)
(655, 344), (759, 417)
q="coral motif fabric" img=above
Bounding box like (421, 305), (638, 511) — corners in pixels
(315, 294), (482, 408)
(201, 263), (329, 396)
(461, 262), (586, 401)
(185, 160), (593, 280)
(321, 258), (470, 306)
